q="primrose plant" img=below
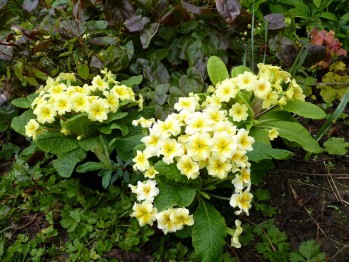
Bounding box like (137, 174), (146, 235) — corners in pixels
(129, 56), (326, 261)
(11, 70), (144, 187)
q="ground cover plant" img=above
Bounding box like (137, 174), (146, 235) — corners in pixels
(0, 0), (348, 261)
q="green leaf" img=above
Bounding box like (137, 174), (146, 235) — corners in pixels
(62, 113), (92, 137)
(35, 132), (79, 154)
(53, 148), (86, 178)
(283, 100), (326, 119)
(257, 121), (323, 153)
(231, 65), (252, 78)
(192, 199), (226, 262)
(77, 64), (89, 80)
(111, 134), (144, 161)
(313, 0), (321, 8)
(207, 56), (229, 85)
(76, 162), (104, 173)
(320, 11), (338, 22)
(247, 141), (293, 162)
(10, 110), (36, 136)
(323, 137), (349, 155)
(258, 110), (297, 123)
(154, 180), (197, 211)
(105, 112), (128, 123)
(120, 75), (143, 86)
(154, 161), (190, 184)
(11, 97), (32, 108)
(99, 122), (129, 135)
(100, 169), (113, 189)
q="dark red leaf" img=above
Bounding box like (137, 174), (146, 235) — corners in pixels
(264, 13), (285, 30)
(31, 40), (51, 55)
(22, 0), (39, 13)
(124, 15), (150, 32)
(215, 0), (240, 25)
(140, 22), (160, 49)
(103, 0), (135, 28)
(181, 1), (202, 15)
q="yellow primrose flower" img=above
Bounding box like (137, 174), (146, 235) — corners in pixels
(268, 128), (279, 141)
(211, 131), (237, 161)
(131, 201), (157, 227)
(155, 208), (177, 234)
(254, 79), (272, 99)
(54, 94), (72, 115)
(185, 112), (211, 134)
(215, 78), (239, 102)
(207, 157), (232, 179)
(103, 91), (119, 113)
(91, 75), (108, 91)
(158, 139), (184, 164)
(236, 129), (254, 152)
(112, 85), (131, 101)
(70, 93), (89, 113)
(235, 71), (257, 91)
(49, 83), (67, 95)
(86, 99), (109, 122)
(186, 132), (212, 162)
(231, 219), (243, 248)
(34, 104), (57, 124)
(229, 189), (253, 215)
(176, 155), (200, 179)
(25, 119), (39, 138)
(229, 103), (249, 122)
(144, 166), (159, 179)
(158, 115), (181, 136)
(262, 91), (279, 109)
(170, 208), (194, 230)
(174, 97), (197, 112)
(133, 150), (151, 172)
(131, 180), (159, 202)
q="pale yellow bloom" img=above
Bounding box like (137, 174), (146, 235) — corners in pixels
(54, 94), (72, 115)
(186, 132), (212, 161)
(236, 129), (254, 152)
(71, 93), (89, 113)
(207, 157), (232, 179)
(176, 155), (200, 179)
(131, 201), (157, 227)
(170, 208), (194, 230)
(144, 166), (159, 179)
(254, 79), (272, 99)
(34, 104), (57, 124)
(158, 139), (184, 164)
(91, 75), (108, 91)
(231, 219), (243, 248)
(268, 128), (279, 141)
(155, 208), (176, 234)
(25, 119), (39, 138)
(86, 99), (109, 122)
(211, 131), (237, 161)
(133, 150), (151, 172)
(229, 189), (253, 215)
(229, 103), (249, 122)
(215, 78), (239, 102)
(236, 71), (257, 91)
(103, 91), (119, 113)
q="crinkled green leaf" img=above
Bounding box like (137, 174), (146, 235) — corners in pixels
(10, 109), (36, 136)
(53, 148), (87, 178)
(231, 65), (252, 78)
(120, 75), (143, 86)
(283, 100), (326, 119)
(247, 141), (293, 162)
(323, 137), (349, 155)
(111, 134), (144, 161)
(154, 161), (189, 183)
(154, 180), (197, 211)
(35, 132), (79, 154)
(257, 121), (323, 153)
(62, 113), (92, 137)
(207, 56), (229, 85)
(192, 199), (226, 262)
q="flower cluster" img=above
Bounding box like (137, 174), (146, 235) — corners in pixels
(213, 63), (305, 112)
(24, 70), (141, 139)
(129, 180), (194, 234)
(130, 64), (306, 247)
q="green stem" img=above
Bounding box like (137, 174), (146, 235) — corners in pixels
(207, 193), (231, 201)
